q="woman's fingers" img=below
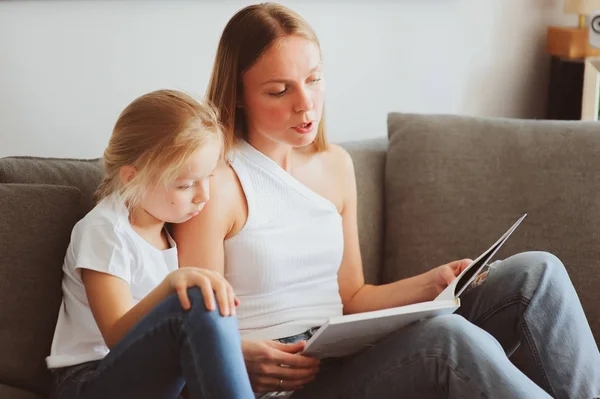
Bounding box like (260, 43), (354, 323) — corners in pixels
(266, 362), (318, 380)
(257, 374), (317, 392)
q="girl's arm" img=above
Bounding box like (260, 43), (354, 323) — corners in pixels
(82, 270), (169, 349)
(333, 146), (469, 314)
(83, 265), (235, 349)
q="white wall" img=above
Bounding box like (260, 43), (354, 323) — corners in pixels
(0, 0), (574, 158)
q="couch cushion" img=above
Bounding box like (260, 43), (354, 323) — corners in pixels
(339, 138), (388, 284)
(0, 384), (44, 399)
(0, 184), (83, 395)
(0, 157), (103, 214)
(384, 112), (600, 341)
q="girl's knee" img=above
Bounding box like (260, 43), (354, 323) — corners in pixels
(184, 287), (239, 329)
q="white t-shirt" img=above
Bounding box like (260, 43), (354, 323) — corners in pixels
(46, 194), (178, 369)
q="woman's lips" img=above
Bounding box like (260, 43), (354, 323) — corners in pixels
(293, 121), (315, 134)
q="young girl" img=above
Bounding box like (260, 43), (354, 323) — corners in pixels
(45, 90), (254, 399)
(173, 3), (600, 399)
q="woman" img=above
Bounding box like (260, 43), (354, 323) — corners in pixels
(173, 3), (600, 398)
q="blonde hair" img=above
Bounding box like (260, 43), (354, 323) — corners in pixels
(206, 2), (327, 153)
(94, 89), (223, 209)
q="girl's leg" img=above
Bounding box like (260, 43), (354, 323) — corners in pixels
(292, 314), (550, 399)
(56, 287), (253, 399)
(456, 251), (600, 399)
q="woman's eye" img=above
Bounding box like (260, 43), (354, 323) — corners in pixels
(178, 184), (194, 190)
(309, 77), (322, 84)
(269, 88), (287, 97)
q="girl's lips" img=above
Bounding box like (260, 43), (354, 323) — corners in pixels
(294, 121), (315, 134)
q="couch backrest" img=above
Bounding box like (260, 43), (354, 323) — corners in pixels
(339, 138), (388, 285)
(383, 112), (600, 344)
(0, 157), (103, 395)
(0, 157), (103, 213)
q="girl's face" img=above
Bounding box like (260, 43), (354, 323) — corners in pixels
(241, 35), (325, 148)
(140, 139), (220, 224)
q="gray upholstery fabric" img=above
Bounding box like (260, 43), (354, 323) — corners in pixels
(0, 184), (82, 396)
(0, 157), (103, 214)
(0, 384), (44, 399)
(340, 138), (388, 285)
(384, 112), (600, 342)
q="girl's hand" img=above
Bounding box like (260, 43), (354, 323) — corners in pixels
(428, 258), (472, 295)
(166, 268), (239, 316)
(242, 340), (320, 392)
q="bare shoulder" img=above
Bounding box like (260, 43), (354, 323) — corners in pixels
(320, 143), (355, 179)
(211, 159), (248, 238)
(213, 159), (240, 195)
(173, 160), (242, 241)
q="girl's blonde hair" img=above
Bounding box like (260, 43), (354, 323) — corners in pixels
(206, 2), (327, 153)
(94, 89), (223, 209)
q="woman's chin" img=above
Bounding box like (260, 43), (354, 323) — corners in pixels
(291, 131), (318, 147)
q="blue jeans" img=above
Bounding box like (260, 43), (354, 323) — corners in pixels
(286, 252), (600, 399)
(51, 287), (254, 399)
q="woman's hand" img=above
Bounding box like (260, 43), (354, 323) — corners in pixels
(166, 268), (239, 316)
(428, 258), (472, 295)
(242, 339), (320, 392)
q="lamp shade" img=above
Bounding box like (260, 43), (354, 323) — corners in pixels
(564, 0), (600, 14)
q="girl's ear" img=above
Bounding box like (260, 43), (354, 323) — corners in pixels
(119, 165), (137, 185)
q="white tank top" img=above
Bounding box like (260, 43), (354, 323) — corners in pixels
(225, 141), (344, 340)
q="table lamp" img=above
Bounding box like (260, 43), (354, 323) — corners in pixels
(546, 0), (600, 58)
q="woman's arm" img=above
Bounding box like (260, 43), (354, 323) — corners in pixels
(172, 162), (320, 393)
(173, 163), (239, 273)
(333, 146), (469, 314)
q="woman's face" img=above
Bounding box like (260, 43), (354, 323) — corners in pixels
(241, 35), (325, 148)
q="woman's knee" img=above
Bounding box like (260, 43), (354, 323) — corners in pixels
(499, 251), (570, 294)
(422, 315), (502, 353)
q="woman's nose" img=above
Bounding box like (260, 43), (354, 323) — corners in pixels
(294, 88), (313, 113)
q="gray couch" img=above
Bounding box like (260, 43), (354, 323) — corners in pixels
(1, 113), (599, 398)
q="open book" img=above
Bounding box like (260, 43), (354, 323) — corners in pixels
(302, 214), (527, 359)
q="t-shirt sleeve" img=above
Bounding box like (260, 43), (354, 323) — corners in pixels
(74, 223), (132, 284)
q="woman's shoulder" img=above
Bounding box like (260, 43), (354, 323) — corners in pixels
(213, 159), (243, 197)
(187, 159), (247, 237)
(315, 143), (355, 181)
(322, 143), (353, 166)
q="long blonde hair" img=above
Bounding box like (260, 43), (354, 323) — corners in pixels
(94, 89), (223, 209)
(206, 2), (327, 153)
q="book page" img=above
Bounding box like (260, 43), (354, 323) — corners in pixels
(435, 213), (527, 302)
(303, 300), (459, 358)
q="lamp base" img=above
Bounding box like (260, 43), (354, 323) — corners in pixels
(546, 26), (600, 59)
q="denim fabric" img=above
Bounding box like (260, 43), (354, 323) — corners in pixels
(284, 252), (599, 398)
(50, 287), (254, 399)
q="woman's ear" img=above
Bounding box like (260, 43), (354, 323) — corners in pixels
(119, 165), (137, 185)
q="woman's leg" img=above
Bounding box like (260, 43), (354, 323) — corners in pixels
(55, 287), (254, 399)
(292, 314), (551, 399)
(456, 251), (600, 399)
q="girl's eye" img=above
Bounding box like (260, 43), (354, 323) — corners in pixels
(177, 184), (194, 190)
(309, 77), (322, 84)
